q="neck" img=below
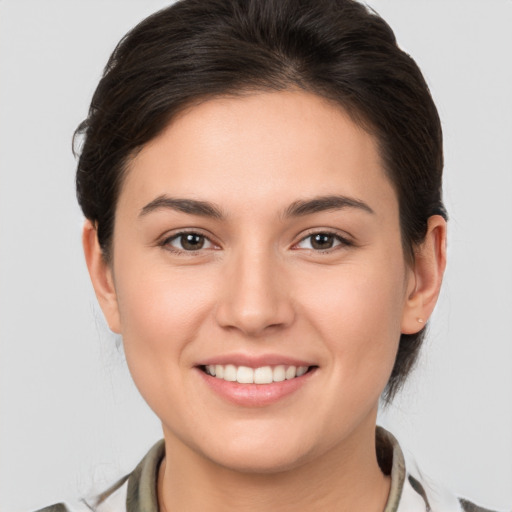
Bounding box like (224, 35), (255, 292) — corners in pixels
(158, 417), (390, 512)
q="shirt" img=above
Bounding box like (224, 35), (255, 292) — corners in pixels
(34, 427), (502, 512)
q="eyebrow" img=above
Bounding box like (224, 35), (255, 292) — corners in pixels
(140, 195), (225, 219)
(139, 194), (374, 220)
(282, 195), (375, 218)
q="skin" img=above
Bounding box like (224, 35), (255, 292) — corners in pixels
(83, 90), (446, 511)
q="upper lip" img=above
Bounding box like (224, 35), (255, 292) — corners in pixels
(195, 353), (316, 368)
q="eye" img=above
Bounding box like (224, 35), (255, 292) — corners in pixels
(295, 232), (351, 252)
(163, 232), (215, 252)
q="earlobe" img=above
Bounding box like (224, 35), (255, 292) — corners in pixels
(401, 215), (447, 334)
(82, 220), (121, 333)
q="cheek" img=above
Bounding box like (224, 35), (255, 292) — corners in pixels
(112, 253), (218, 392)
(115, 262), (217, 348)
(111, 258), (223, 422)
(297, 257), (406, 384)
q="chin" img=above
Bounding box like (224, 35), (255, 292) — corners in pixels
(193, 427), (320, 475)
(209, 446), (311, 475)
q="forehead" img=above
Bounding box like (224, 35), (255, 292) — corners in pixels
(121, 90), (397, 220)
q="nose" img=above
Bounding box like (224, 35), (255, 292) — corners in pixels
(214, 246), (295, 337)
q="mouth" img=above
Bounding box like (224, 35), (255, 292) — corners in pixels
(199, 364), (316, 384)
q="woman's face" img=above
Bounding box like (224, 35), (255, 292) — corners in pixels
(98, 90), (420, 472)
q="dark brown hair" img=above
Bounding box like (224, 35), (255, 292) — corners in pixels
(75, 0), (446, 401)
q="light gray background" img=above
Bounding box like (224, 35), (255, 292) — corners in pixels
(1, 1), (511, 510)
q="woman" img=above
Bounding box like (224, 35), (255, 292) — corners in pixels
(24, 0), (507, 511)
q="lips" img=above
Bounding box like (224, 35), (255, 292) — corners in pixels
(195, 355), (318, 407)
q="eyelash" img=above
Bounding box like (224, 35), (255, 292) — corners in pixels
(159, 230), (353, 256)
(159, 230), (217, 256)
(294, 230), (353, 253)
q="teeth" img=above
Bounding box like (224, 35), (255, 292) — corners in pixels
(204, 364), (311, 384)
(237, 366), (254, 384)
(254, 366), (273, 384)
(224, 364), (237, 382)
(285, 366), (296, 380)
(273, 365), (286, 382)
(296, 366), (308, 377)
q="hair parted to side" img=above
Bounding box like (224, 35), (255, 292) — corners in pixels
(75, 0), (446, 402)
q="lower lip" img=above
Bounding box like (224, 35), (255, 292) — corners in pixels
(197, 368), (317, 407)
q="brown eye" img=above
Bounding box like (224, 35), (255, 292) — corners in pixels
(296, 232), (351, 252)
(180, 233), (205, 250)
(165, 232), (214, 252)
(310, 233), (335, 250)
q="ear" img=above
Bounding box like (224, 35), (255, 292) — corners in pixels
(82, 220), (121, 333)
(401, 215), (447, 334)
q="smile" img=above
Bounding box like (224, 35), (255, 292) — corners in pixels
(203, 364), (310, 384)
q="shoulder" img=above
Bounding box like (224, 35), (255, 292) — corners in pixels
(377, 427), (507, 512)
(32, 501), (94, 512)
(33, 506), (70, 512)
(31, 440), (164, 512)
(459, 499), (503, 512)
(32, 475), (130, 512)
(404, 473), (501, 512)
